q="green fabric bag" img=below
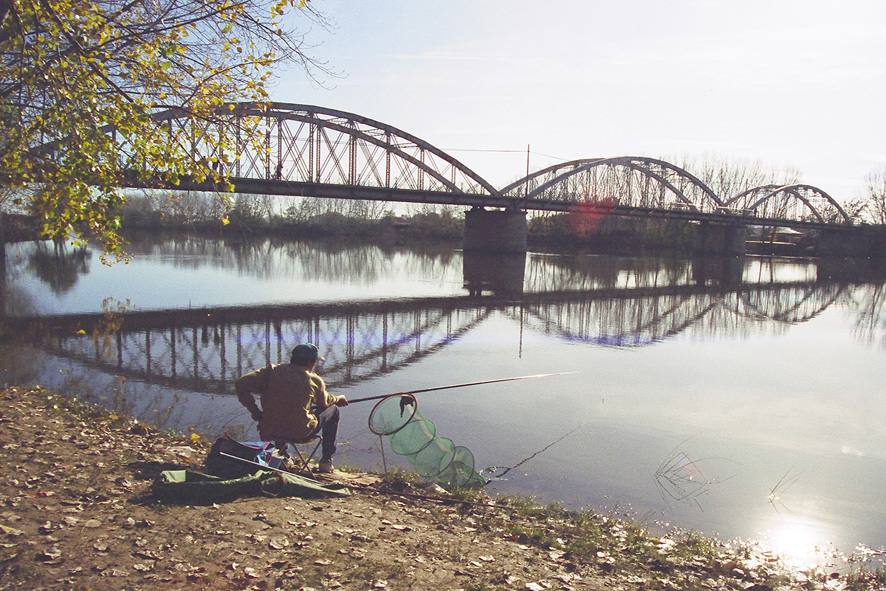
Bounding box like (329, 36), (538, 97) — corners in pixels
(262, 471), (351, 498)
(153, 469), (351, 504)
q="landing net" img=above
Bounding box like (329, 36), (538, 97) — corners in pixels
(368, 394), (485, 489)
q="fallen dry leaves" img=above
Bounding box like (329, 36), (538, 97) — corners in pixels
(0, 386), (880, 591)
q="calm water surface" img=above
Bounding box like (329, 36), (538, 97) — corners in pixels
(2, 235), (885, 568)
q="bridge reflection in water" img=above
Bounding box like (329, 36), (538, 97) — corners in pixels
(16, 252), (866, 396)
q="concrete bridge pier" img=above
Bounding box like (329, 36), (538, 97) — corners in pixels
(462, 251), (526, 296)
(691, 255), (744, 286)
(463, 207), (528, 253)
(695, 222), (746, 256)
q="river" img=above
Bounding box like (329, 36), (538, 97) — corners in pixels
(2, 234), (884, 569)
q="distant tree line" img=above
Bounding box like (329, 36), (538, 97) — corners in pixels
(119, 192), (464, 239)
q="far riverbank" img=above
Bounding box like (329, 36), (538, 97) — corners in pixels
(1, 207), (716, 256)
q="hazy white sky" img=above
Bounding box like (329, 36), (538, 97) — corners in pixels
(275, 1), (886, 201)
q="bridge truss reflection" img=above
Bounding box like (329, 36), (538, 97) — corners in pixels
(512, 283), (847, 347)
(17, 278), (859, 395)
(41, 305), (490, 394)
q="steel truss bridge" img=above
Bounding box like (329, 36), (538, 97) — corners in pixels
(96, 102), (857, 229)
(13, 279), (851, 395)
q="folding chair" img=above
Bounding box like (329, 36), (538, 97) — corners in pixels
(274, 435), (323, 472)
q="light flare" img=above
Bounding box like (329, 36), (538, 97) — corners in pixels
(758, 516), (834, 571)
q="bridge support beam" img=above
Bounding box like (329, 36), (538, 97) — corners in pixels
(695, 222), (746, 256)
(463, 208), (528, 253)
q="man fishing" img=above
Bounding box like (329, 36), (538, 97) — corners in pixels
(235, 343), (348, 473)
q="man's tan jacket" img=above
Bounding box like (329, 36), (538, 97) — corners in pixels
(235, 364), (336, 441)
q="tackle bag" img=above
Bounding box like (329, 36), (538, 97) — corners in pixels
(203, 436), (275, 479)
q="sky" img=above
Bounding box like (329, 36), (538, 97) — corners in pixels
(274, 0), (886, 202)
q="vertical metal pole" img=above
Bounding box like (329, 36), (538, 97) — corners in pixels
(349, 134), (356, 185)
(236, 117), (242, 177)
(519, 303), (526, 358)
(116, 331), (123, 368)
(265, 319), (271, 367)
(308, 122), (314, 182)
(277, 117), (283, 178)
(346, 315), (354, 381)
(145, 331), (151, 377)
(170, 326), (176, 379)
(315, 125), (322, 182)
(379, 435), (388, 478)
(385, 132), (391, 188)
(524, 144), (530, 198)
(265, 115), (271, 179)
(220, 324), (226, 386)
(381, 313), (388, 371)
(414, 310), (420, 352)
(192, 327), (198, 378)
(237, 325), (242, 378)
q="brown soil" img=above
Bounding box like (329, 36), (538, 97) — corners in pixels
(0, 387), (880, 591)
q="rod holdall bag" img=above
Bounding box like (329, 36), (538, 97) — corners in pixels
(204, 436), (274, 479)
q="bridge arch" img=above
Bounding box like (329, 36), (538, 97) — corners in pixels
(736, 284), (847, 323)
(126, 102), (502, 198)
(725, 184), (851, 224)
(508, 294), (723, 347)
(39, 305), (491, 395)
(502, 157), (724, 211)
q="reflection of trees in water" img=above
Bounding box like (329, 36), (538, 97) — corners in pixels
(525, 254), (693, 293)
(123, 234), (708, 295)
(123, 234), (462, 285)
(26, 242), (91, 294)
(850, 284), (886, 348)
(1, 258), (39, 319)
(0, 342), (41, 384)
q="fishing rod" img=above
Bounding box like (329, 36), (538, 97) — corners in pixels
(346, 371), (577, 405)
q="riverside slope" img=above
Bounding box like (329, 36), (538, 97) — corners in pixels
(0, 387), (879, 591)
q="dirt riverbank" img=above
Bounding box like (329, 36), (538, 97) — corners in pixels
(0, 386), (881, 590)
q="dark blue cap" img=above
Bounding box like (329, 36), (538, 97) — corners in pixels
(290, 343), (321, 365)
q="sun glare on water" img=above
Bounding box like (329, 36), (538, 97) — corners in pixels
(757, 516), (835, 571)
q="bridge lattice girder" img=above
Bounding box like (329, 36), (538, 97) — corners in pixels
(31, 280), (851, 396)
(47, 307), (488, 395)
(724, 184), (851, 224)
(126, 102), (502, 197)
(737, 283), (847, 324)
(510, 294), (727, 347)
(31, 100), (861, 226)
(510, 284), (845, 346)
(501, 157), (725, 212)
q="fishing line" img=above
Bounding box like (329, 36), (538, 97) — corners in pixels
(481, 425), (582, 481)
(363, 373), (577, 489)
